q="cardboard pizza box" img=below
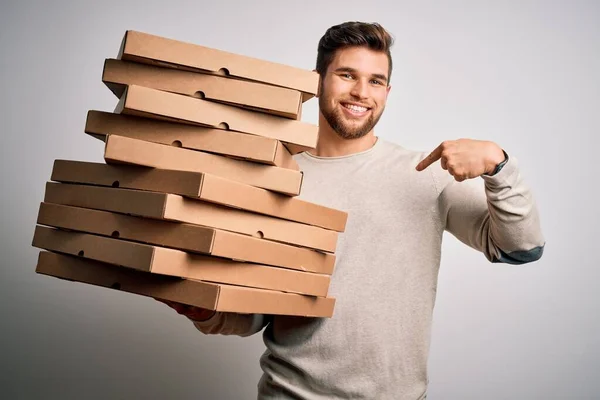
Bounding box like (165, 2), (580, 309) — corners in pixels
(32, 226), (330, 297)
(37, 202), (335, 274)
(104, 135), (303, 196)
(85, 111), (298, 170)
(102, 59), (303, 120)
(114, 85), (318, 152)
(35, 251), (336, 317)
(117, 30), (319, 100)
(43, 182), (338, 253)
(51, 160), (348, 232)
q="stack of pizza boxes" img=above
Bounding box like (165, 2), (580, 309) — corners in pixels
(32, 31), (347, 318)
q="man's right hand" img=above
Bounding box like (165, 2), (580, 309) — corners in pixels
(155, 298), (217, 322)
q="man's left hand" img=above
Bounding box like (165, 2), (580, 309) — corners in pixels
(415, 139), (506, 181)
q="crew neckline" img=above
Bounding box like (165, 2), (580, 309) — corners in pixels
(299, 137), (382, 162)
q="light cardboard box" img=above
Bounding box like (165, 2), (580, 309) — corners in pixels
(118, 30), (319, 100)
(37, 202), (335, 274)
(102, 59), (303, 120)
(36, 251), (335, 317)
(104, 135), (302, 196)
(115, 85), (318, 153)
(51, 160), (347, 232)
(32, 226), (329, 297)
(85, 111), (299, 170)
(43, 182), (338, 254)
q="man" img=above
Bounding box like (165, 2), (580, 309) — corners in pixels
(159, 21), (545, 399)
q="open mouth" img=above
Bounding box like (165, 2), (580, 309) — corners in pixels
(341, 102), (371, 116)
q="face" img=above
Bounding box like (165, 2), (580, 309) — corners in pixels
(318, 46), (391, 140)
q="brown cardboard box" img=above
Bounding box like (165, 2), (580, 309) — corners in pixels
(85, 111), (299, 169)
(36, 251), (336, 317)
(104, 135), (303, 196)
(115, 85), (318, 152)
(102, 59), (303, 120)
(32, 226), (330, 296)
(37, 202), (335, 274)
(118, 30), (319, 100)
(50, 160), (348, 232)
(43, 182), (338, 253)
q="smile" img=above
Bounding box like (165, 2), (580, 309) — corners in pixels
(341, 103), (370, 115)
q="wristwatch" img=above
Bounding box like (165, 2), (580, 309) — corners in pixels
(485, 150), (509, 176)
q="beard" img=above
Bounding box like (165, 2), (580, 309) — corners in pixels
(319, 93), (384, 140)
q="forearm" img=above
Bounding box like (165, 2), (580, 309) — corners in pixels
(438, 153), (545, 263)
(482, 154), (544, 261)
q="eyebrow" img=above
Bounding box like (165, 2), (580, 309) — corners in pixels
(333, 67), (388, 84)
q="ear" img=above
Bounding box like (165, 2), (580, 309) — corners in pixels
(385, 84), (392, 97)
(316, 73), (322, 98)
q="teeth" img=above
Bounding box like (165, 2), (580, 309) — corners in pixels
(344, 104), (368, 113)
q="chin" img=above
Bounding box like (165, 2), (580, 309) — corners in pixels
(334, 126), (372, 140)
(321, 105), (379, 140)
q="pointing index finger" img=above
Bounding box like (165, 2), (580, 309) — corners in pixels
(416, 144), (443, 171)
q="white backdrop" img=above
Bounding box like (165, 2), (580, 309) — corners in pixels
(1, 1), (598, 398)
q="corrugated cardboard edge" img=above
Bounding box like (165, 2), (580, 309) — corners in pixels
(44, 182), (171, 221)
(35, 251), (222, 311)
(50, 160), (207, 200)
(36, 202), (218, 256)
(32, 225), (158, 273)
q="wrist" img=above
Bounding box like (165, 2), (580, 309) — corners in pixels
(484, 149), (508, 176)
(485, 144), (508, 176)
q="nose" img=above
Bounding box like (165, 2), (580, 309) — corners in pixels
(350, 79), (368, 99)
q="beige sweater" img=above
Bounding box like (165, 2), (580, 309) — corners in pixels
(192, 138), (545, 399)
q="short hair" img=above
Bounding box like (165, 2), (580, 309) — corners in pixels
(316, 21), (394, 84)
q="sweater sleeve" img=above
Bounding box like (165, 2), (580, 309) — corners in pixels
(432, 152), (545, 264)
(188, 312), (271, 337)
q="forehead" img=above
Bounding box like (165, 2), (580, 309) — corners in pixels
(329, 46), (389, 77)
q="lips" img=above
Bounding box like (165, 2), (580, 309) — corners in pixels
(341, 102), (371, 116)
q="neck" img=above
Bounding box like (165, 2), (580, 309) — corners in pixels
(308, 113), (378, 157)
